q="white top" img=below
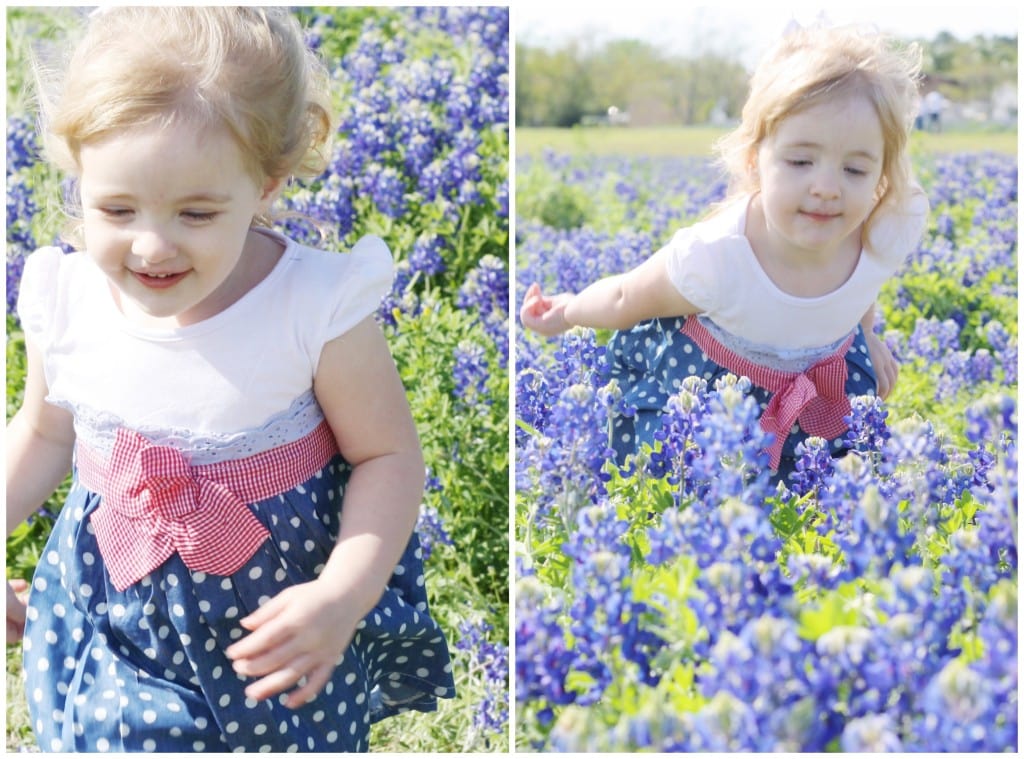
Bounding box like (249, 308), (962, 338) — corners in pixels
(663, 192), (929, 353)
(17, 229), (393, 463)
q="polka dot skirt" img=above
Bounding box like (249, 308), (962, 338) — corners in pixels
(605, 317), (878, 481)
(22, 455), (455, 752)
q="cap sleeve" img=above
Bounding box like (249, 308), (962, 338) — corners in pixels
(865, 189), (930, 268)
(15, 246), (66, 348)
(322, 234), (394, 342)
(661, 228), (719, 314)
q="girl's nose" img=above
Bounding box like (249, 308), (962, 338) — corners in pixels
(131, 228), (177, 263)
(811, 168), (841, 199)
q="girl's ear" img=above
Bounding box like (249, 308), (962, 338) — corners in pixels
(747, 152), (760, 184)
(258, 175), (286, 213)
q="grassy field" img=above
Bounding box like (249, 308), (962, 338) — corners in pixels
(516, 125), (1018, 157)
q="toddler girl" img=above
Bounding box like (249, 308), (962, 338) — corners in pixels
(521, 24), (929, 479)
(6, 7), (454, 752)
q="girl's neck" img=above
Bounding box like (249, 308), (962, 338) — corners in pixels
(744, 195), (862, 299)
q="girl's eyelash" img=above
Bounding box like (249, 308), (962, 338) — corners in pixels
(182, 211), (218, 221)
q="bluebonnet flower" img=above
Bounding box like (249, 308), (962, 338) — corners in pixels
(788, 436), (835, 495)
(7, 115), (39, 172)
(912, 658), (1004, 751)
(844, 394), (890, 456)
(408, 233), (447, 277)
(415, 504), (453, 562)
(458, 254), (509, 360)
(515, 571), (577, 717)
(452, 340), (490, 409)
(365, 164), (407, 219)
(454, 619), (509, 746)
(840, 713), (904, 751)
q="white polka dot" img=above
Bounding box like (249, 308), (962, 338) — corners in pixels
(96, 738), (109, 751)
(143, 709), (157, 724)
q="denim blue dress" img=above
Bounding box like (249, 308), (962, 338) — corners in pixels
(605, 316), (878, 482)
(22, 449), (455, 752)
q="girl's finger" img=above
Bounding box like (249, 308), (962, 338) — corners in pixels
(226, 612), (292, 662)
(244, 654), (316, 702)
(284, 662), (335, 708)
(232, 634), (304, 678)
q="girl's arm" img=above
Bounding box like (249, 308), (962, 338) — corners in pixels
(521, 247), (700, 336)
(860, 303), (898, 400)
(225, 315), (424, 707)
(6, 337), (76, 641)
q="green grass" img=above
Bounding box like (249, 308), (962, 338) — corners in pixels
(516, 125), (1018, 158)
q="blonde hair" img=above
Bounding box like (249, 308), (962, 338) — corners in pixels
(34, 6), (333, 232)
(714, 24), (922, 232)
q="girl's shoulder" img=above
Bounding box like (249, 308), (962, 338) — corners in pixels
(864, 187), (930, 265)
(15, 246), (93, 342)
(275, 232), (395, 348)
(289, 234), (393, 282)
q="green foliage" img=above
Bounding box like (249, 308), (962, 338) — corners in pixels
(387, 298), (509, 609)
(517, 29), (1017, 127)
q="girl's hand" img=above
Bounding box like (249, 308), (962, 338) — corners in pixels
(863, 329), (899, 400)
(225, 579), (360, 708)
(7, 579), (29, 643)
(520, 282), (573, 336)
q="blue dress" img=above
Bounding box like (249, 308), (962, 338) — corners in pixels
(605, 316), (878, 482)
(23, 451), (455, 752)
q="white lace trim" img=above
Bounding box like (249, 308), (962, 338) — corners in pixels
(698, 316), (852, 373)
(60, 390), (326, 465)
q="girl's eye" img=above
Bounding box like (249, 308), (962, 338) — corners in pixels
(100, 208), (133, 219)
(845, 167), (868, 177)
(786, 159), (811, 168)
(182, 210), (218, 222)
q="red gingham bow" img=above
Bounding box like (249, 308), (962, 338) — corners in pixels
(90, 428), (271, 591)
(757, 351), (852, 470)
(680, 318), (853, 470)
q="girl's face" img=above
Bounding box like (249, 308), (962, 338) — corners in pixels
(754, 94), (885, 261)
(79, 121), (278, 328)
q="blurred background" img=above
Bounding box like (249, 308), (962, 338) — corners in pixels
(515, 1), (1017, 144)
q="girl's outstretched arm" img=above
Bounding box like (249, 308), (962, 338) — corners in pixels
(225, 315), (425, 708)
(520, 247), (700, 336)
(6, 337), (76, 642)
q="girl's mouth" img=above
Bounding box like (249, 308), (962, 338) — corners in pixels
(132, 270), (190, 289)
(801, 210), (840, 223)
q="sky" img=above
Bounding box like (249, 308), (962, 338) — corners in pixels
(515, 1), (1020, 68)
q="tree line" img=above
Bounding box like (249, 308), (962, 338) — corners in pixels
(516, 32), (1017, 127)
